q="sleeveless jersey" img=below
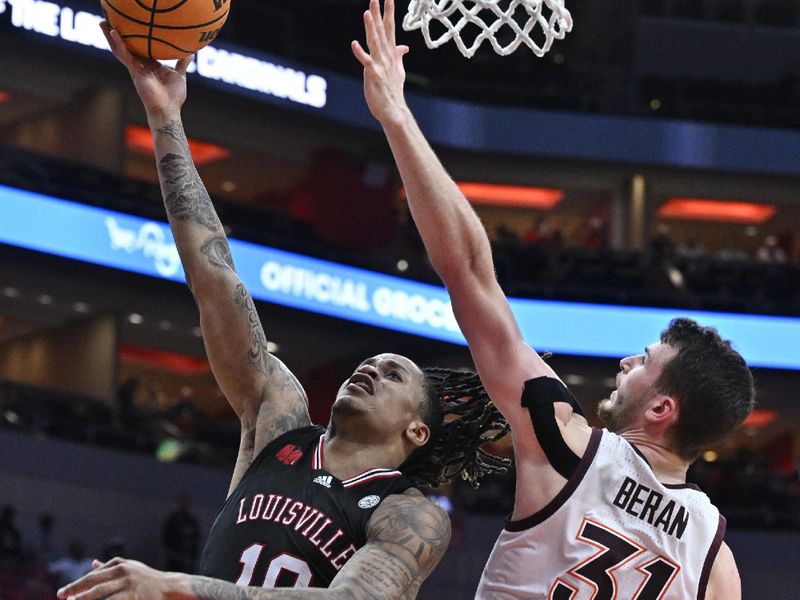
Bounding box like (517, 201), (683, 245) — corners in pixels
(199, 426), (414, 588)
(476, 428), (725, 600)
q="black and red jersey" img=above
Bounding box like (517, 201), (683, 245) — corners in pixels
(199, 426), (414, 588)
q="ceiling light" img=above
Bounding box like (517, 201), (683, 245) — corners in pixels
(659, 198), (776, 224)
(702, 450), (718, 462)
(667, 266), (685, 289)
(156, 439), (184, 462)
(396, 259), (409, 272)
(400, 183), (564, 209)
(128, 313), (144, 324)
(37, 294), (53, 305)
(221, 181), (237, 192)
(2, 287), (19, 298)
(741, 408), (777, 428)
(649, 98), (662, 111)
(72, 302), (90, 313)
(267, 341), (279, 353)
(124, 125), (231, 166)
(119, 344), (211, 375)
(192, 326), (203, 337)
(158, 320), (173, 331)
(458, 183), (564, 209)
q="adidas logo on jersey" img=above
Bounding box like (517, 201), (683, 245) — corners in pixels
(313, 475), (333, 488)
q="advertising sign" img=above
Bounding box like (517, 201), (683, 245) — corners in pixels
(1, 184), (797, 369)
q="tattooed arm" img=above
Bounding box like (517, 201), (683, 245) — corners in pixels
(326, 488), (452, 599)
(101, 22), (310, 495)
(186, 489), (450, 599)
(58, 490), (450, 600)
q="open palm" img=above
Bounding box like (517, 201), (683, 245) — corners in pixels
(351, 0), (410, 126)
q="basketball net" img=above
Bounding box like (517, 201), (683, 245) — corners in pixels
(403, 0), (573, 58)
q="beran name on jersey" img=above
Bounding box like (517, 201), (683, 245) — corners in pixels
(612, 476), (690, 540)
(236, 494), (357, 570)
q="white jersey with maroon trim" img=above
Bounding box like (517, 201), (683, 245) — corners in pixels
(476, 428), (725, 600)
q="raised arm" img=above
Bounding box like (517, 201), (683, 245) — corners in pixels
(102, 23), (310, 494)
(58, 491), (450, 600)
(351, 1), (565, 430)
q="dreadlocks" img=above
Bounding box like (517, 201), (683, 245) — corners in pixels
(400, 367), (511, 488)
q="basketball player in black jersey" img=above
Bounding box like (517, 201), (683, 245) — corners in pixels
(59, 20), (510, 600)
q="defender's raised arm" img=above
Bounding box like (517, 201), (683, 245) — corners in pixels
(351, 0), (572, 430)
(101, 23), (310, 495)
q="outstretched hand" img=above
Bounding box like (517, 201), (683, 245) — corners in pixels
(100, 21), (192, 127)
(351, 0), (410, 126)
(57, 557), (186, 600)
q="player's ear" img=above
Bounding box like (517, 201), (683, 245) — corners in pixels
(645, 394), (678, 426)
(405, 420), (431, 448)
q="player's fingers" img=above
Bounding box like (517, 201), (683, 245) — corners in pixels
(101, 22), (131, 64)
(175, 54), (194, 75)
(398, 44), (410, 57)
(104, 24), (151, 76)
(384, 0), (397, 43)
(351, 40), (372, 67)
(91, 559), (103, 570)
(58, 578), (95, 598)
(369, 0), (390, 55)
(57, 563), (123, 598)
(103, 557), (127, 567)
(363, 10), (382, 59)
(66, 577), (128, 600)
(100, 21), (127, 64)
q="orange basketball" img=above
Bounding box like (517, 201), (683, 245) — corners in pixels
(100, 0), (231, 60)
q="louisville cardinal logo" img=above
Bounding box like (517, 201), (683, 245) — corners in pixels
(276, 444), (303, 466)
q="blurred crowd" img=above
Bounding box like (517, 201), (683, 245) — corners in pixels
(0, 497), (200, 600)
(485, 219), (800, 316)
(0, 507), (110, 600)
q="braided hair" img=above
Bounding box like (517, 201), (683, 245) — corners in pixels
(400, 367), (511, 488)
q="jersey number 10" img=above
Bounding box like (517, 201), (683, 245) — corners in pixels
(236, 543), (313, 588)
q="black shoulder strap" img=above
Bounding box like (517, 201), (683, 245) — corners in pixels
(520, 377), (581, 479)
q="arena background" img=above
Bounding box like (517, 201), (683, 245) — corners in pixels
(0, 0), (799, 597)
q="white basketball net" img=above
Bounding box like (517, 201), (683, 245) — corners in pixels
(403, 0), (573, 58)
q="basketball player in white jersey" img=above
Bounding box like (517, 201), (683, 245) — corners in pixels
(352, 1), (755, 597)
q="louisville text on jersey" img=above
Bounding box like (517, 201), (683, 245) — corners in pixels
(236, 494), (357, 570)
(613, 476), (690, 539)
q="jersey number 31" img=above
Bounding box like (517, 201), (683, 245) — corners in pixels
(549, 518), (680, 600)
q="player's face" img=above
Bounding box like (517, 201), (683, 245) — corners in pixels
(598, 342), (677, 432)
(333, 353), (426, 432)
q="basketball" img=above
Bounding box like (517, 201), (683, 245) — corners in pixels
(100, 0), (231, 60)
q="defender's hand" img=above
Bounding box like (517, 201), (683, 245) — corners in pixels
(351, 0), (410, 126)
(57, 557), (188, 600)
(100, 21), (192, 127)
